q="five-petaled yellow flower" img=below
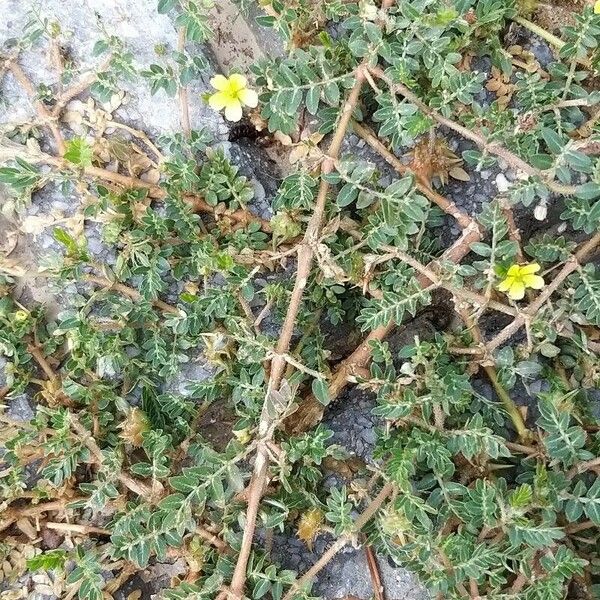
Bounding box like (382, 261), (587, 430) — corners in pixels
(498, 263), (545, 301)
(208, 74), (258, 122)
(595, 0), (600, 14)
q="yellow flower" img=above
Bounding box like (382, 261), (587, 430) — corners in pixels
(498, 263), (544, 301)
(208, 73), (258, 122)
(595, 0), (600, 14)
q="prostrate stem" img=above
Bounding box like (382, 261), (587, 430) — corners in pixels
(281, 482), (395, 600)
(0, 140), (272, 233)
(223, 65), (368, 600)
(487, 232), (600, 352)
(369, 66), (579, 196)
(8, 62), (66, 156)
(352, 121), (477, 231)
(286, 222), (483, 434)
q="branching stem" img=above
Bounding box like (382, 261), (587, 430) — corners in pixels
(281, 482), (395, 600)
(0, 140), (271, 232)
(487, 232), (600, 352)
(286, 223), (482, 434)
(457, 308), (530, 440)
(223, 65), (368, 600)
(369, 66), (579, 196)
(9, 61), (66, 155)
(352, 120), (477, 231)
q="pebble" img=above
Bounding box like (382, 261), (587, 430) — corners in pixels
(534, 202), (547, 221)
(495, 173), (510, 193)
(323, 388), (380, 461)
(86, 235), (104, 256)
(7, 394), (35, 422)
(40, 235), (57, 249)
(269, 531), (428, 600)
(250, 177), (266, 205)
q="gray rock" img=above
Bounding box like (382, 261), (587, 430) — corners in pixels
(588, 388), (600, 421)
(526, 38), (557, 69)
(315, 545), (427, 600)
(164, 354), (216, 397)
(229, 140), (281, 220)
(6, 393), (35, 422)
(0, 0), (229, 317)
(0, 0), (225, 141)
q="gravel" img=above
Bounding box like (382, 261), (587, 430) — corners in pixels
(164, 354), (216, 397)
(269, 532), (429, 600)
(323, 388), (381, 462)
(0, 0), (228, 313)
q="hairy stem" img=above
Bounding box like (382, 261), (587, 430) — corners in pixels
(366, 242), (517, 317)
(281, 482), (394, 600)
(352, 120), (477, 231)
(286, 223), (482, 434)
(485, 363), (528, 440)
(0, 497), (87, 533)
(457, 307), (529, 440)
(51, 56), (113, 117)
(9, 61), (66, 155)
(567, 456), (600, 480)
(224, 66), (368, 600)
(365, 543), (386, 600)
(487, 232), (600, 352)
(84, 274), (181, 315)
(369, 66), (579, 196)
(512, 16), (565, 51)
(0, 140), (272, 233)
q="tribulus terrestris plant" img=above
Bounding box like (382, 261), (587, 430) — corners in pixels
(1, 1), (600, 599)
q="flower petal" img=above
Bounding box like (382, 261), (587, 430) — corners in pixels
(228, 73), (247, 92)
(210, 74), (229, 91)
(595, 0), (600, 14)
(523, 274), (545, 290)
(520, 263), (540, 275)
(224, 100), (243, 122)
(498, 277), (514, 292)
(507, 264), (521, 277)
(208, 91), (229, 110)
(238, 87), (258, 108)
(508, 281), (525, 300)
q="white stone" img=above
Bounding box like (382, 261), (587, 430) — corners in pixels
(495, 173), (510, 193)
(534, 201), (548, 221)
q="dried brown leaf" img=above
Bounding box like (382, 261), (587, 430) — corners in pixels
(449, 166), (471, 182)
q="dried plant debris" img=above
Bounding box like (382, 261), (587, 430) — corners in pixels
(406, 136), (470, 184)
(1, 1), (600, 600)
